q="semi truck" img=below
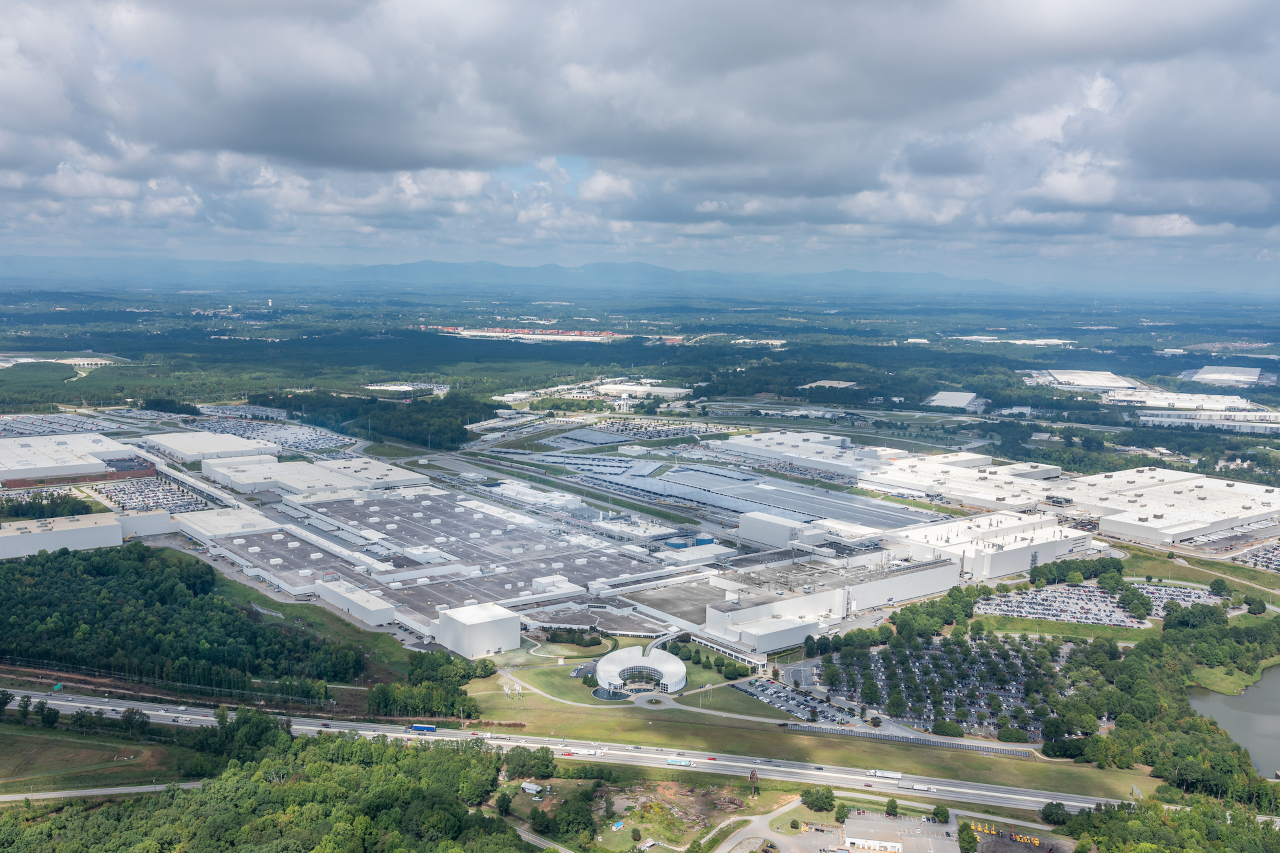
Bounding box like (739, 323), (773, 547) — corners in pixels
(866, 769), (903, 779)
(410, 724), (436, 732)
(666, 758), (692, 766)
(897, 781), (937, 792)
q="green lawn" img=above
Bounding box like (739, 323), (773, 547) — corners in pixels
(1189, 654), (1280, 695)
(1122, 547), (1280, 595)
(364, 443), (424, 458)
(470, 690), (1155, 801)
(513, 665), (626, 705)
(0, 727), (212, 793)
(675, 686), (792, 719)
(977, 615), (1159, 643)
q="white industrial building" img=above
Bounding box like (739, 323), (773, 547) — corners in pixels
(596, 645), (687, 693)
(0, 513), (124, 559)
(857, 453), (1061, 510)
(1190, 366), (1262, 387)
(924, 390), (984, 411)
(145, 432), (281, 462)
(483, 480), (583, 510)
(1138, 410), (1280, 434)
(1027, 370), (1141, 392)
(204, 460), (369, 494)
(596, 383), (691, 399)
(1103, 390), (1257, 411)
(1061, 466), (1280, 545)
(432, 602), (521, 658)
(658, 542), (736, 566)
(707, 432), (907, 477)
(0, 433), (136, 482)
(317, 579), (397, 625)
(885, 512), (1094, 580)
(313, 458), (430, 488)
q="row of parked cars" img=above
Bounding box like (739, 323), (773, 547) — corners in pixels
(734, 679), (852, 725)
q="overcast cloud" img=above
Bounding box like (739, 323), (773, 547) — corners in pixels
(2, 0), (1280, 285)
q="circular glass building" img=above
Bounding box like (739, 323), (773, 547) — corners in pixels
(596, 645), (687, 693)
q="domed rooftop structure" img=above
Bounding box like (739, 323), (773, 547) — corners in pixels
(596, 645), (687, 693)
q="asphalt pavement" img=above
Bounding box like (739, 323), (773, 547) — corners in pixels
(4, 687), (1115, 814)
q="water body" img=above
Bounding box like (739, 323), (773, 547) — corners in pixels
(1188, 665), (1280, 775)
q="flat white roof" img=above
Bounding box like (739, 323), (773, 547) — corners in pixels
(147, 431), (280, 457)
(440, 601), (519, 626)
(1045, 370), (1140, 390)
(925, 391), (978, 408)
(0, 433), (133, 472)
(315, 458), (429, 486)
(1192, 366), (1262, 386)
(1105, 390), (1256, 410)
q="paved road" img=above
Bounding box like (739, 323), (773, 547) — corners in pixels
(0, 781), (204, 802)
(5, 687), (1115, 814)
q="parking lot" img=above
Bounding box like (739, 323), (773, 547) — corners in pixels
(92, 477), (208, 513)
(974, 581), (1218, 628)
(733, 679), (853, 725)
(197, 418), (350, 451)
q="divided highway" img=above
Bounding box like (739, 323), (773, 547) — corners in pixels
(9, 688), (1115, 813)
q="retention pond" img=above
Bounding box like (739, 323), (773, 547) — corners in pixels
(1188, 664), (1280, 775)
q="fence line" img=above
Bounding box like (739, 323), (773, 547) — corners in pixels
(787, 723), (1033, 759)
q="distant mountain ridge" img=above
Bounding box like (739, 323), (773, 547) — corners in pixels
(0, 254), (1245, 300)
(0, 254), (1011, 296)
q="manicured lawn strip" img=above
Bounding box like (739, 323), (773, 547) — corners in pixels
(471, 691), (1154, 800)
(514, 665), (624, 705)
(212, 573), (411, 676)
(675, 686), (793, 719)
(977, 615), (1158, 643)
(1122, 547), (1280, 595)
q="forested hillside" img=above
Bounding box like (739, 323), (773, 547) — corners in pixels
(0, 735), (524, 853)
(0, 543), (364, 701)
(249, 390), (496, 450)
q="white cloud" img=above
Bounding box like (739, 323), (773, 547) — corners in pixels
(577, 170), (635, 202)
(0, 0), (1274, 281)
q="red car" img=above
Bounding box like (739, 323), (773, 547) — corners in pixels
(562, 752), (574, 756)
(706, 757), (716, 761)
(321, 723), (330, 728)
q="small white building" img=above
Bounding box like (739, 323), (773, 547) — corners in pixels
(316, 579), (397, 626)
(432, 602), (521, 659)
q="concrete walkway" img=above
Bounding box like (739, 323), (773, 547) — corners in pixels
(0, 781), (204, 803)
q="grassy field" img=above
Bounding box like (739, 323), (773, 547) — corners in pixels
(977, 615), (1159, 643)
(1189, 654), (1280, 695)
(675, 687), (792, 719)
(511, 665), (627, 706)
(0, 727), (208, 793)
(470, 690), (1155, 800)
(1122, 547), (1280, 596)
(364, 443), (423, 458)
(212, 573), (411, 677)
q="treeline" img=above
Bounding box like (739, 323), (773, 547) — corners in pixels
(0, 491), (93, 520)
(1044, 799), (1280, 853)
(143, 397), (201, 416)
(367, 649), (496, 718)
(665, 640), (751, 678)
(0, 731), (523, 853)
(249, 389), (496, 450)
(0, 544), (363, 699)
(546, 628), (602, 646)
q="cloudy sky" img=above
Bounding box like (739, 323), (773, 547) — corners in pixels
(3, 0), (1280, 285)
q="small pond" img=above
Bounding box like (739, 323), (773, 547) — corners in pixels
(1188, 663), (1280, 775)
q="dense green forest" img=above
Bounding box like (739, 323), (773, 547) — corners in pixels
(1043, 798), (1280, 853)
(0, 544), (363, 701)
(0, 733), (524, 853)
(143, 397), (201, 416)
(0, 491), (93, 520)
(366, 651), (497, 718)
(248, 390), (497, 450)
